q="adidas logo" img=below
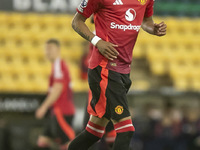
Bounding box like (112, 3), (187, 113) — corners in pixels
(113, 0), (123, 5)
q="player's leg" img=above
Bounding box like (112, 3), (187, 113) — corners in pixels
(51, 106), (76, 150)
(82, 90), (92, 129)
(54, 115), (75, 150)
(106, 71), (135, 150)
(111, 116), (135, 150)
(69, 65), (110, 150)
(68, 115), (109, 150)
(37, 116), (56, 150)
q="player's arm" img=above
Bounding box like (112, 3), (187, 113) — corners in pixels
(40, 82), (63, 109)
(72, 13), (119, 60)
(72, 12), (95, 42)
(142, 16), (167, 36)
(35, 82), (63, 119)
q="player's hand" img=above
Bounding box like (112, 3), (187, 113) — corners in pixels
(154, 22), (167, 36)
(35, 105), (48, 119)
(96, 40), (119, 61)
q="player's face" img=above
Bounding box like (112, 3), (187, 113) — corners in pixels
(45, 43), (60, 61)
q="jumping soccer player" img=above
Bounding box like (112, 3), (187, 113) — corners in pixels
(35, 39), (75, 150)
(69, 0), (167, 150)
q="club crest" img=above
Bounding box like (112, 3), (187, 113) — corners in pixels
(138, 0), (147, 5)
(115, 105), (124, 115)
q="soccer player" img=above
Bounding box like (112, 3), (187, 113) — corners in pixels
(35, 39), (75, 150)
(69, 0), (167, 150)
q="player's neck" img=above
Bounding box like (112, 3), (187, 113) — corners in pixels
(51, 56), (60, 63)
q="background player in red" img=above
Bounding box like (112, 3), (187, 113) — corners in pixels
(35, 39), (75, 150)
(69, 0), (167, 150)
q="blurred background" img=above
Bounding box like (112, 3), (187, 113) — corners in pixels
(0, 0), (199, 150)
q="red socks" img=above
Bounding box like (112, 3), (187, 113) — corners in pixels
(114, 119), (135, 133)
(86, 119), (134, 138)
(86, 121), (105, 138)
(112, 119), (135, 150)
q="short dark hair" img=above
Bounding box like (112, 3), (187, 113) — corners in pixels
(46, 39), (60, 47)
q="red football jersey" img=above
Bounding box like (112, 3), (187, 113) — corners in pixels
(49, 58), (75, 115)
(77, 0), (154, 74)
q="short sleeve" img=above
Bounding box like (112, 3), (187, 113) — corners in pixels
(76, 0), (102, 18)
(53, 59), (64, 83)
(144, 0), (154, 18)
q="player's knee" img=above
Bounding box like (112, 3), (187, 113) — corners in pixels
(37, 136), (50, 148)
(113, 118), (135, 134)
